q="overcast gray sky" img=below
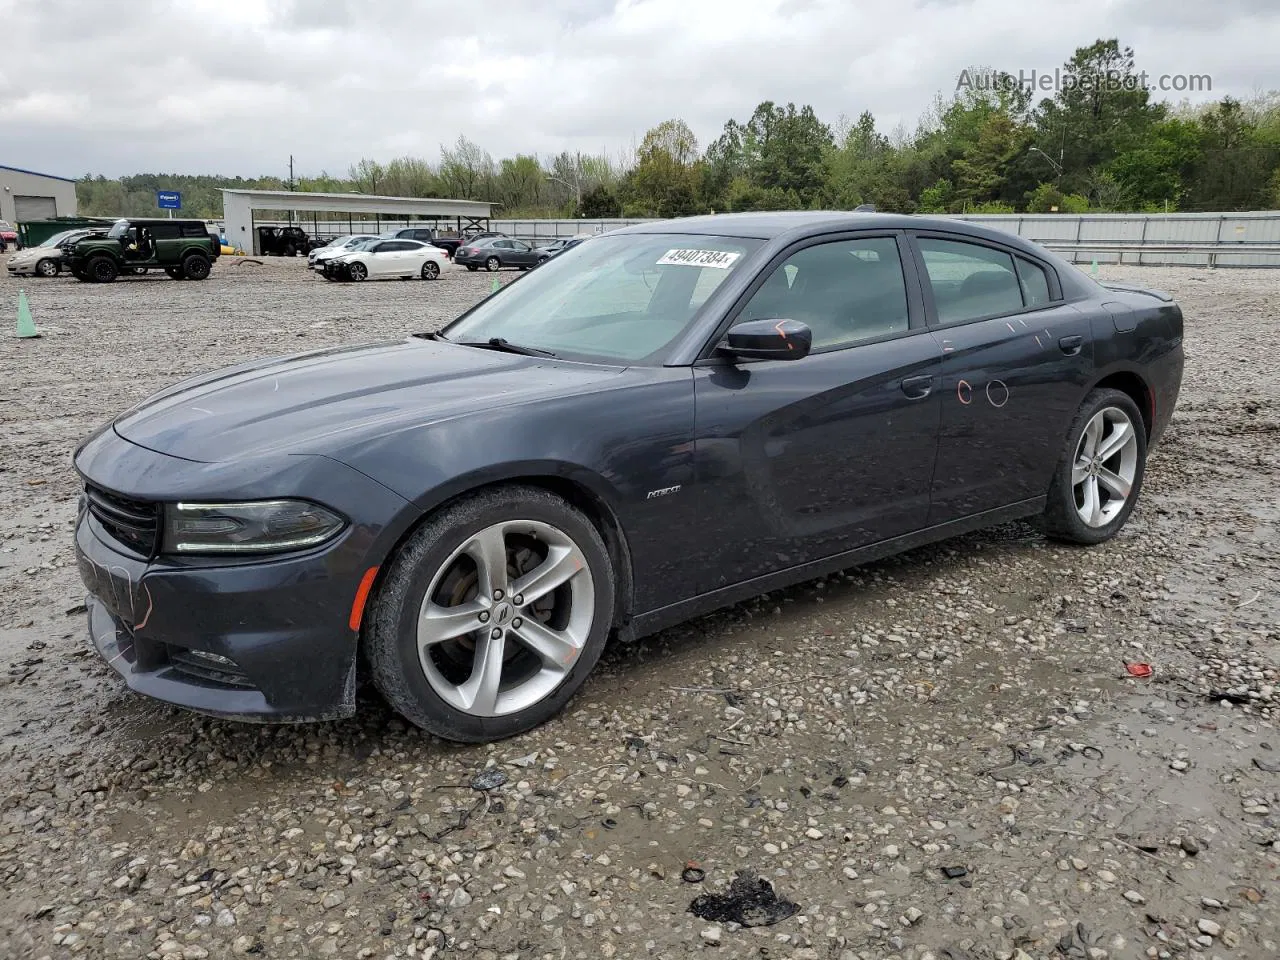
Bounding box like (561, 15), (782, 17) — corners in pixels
(2, 0), (1277, 179)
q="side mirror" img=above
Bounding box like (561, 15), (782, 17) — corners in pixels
(719, 319), (812, 361)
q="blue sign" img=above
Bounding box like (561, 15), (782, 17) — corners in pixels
(157, 190), (182, 210)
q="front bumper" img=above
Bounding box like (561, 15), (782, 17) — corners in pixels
(6, 262), (37, 275)
(74, 428), (418, 721)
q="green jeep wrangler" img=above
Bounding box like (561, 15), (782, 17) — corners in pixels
(68, 218), (220, 283)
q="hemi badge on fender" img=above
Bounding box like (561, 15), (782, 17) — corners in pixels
(646, 485), (682, 500)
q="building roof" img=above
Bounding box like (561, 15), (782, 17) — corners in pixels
(0, 163), (78, 183)
(221, 188), (492, 218)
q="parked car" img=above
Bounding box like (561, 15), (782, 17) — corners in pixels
(6, 228), (103, 277)
(0, 220), (18, 252)
(308, 235), (382, 269)
(454, 236), (541, 271)
(256, 225), (314, 257)
(71, 212), (1183, 741)
(321, 238), (449, 281)
(532, 234), (592, 264)
(67, 218), (220, 282)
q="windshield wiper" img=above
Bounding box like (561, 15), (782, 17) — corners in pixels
(454, 337), (559, 359)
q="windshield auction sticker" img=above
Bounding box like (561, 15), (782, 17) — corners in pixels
(657, 249), (742, 269)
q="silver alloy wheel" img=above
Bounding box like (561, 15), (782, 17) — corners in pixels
(416, 519), (595, 717)
(1072, 406), (1139, 527)
(348, 262), (367, 281)
(486, 256), (500, 272)
(422, 260), (440, 280)
(36, 259), (59, 278)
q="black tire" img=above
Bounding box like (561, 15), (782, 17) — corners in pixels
(283, 243), (297, 257)
(347, 262), (367, 281)
(35, 258), (60, 278)
(421, 260), (440, 280)
(165, 267), (185, 280)
(183, 254), (212, 280)
(485, 256), (500, 272)
(1041, 388), (1147, 545)
(366, 485), (616, 742)
(466, 265), (478, 272)
(87, 256), (118, 283)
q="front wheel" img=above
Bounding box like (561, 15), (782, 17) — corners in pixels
(87, 256), (118, 283)
(367, 485), (615, 742)
(485, 256), (500, 272)
(421, 260), (440, 280)
(35, 258), (60, 278)
(347, 262), (368, 281)
(1041, 388), (1147, 545)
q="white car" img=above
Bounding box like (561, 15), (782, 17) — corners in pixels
(320, 239), (450, 281)
(308, 234), (380, 268)
(6, 228), (97, 277)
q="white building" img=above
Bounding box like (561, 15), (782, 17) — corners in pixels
(0, 164), (78, 223)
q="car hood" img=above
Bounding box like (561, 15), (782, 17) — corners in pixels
(8, 247), (57, 264)
(112, 337), (624, 463)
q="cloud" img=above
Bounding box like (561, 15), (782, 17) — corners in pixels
(2, 0), (1275, 178)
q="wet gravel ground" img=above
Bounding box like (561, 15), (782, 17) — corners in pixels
(1, 256), (1277, 960)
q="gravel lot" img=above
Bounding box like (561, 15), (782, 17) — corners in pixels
(1, 255), (1277, 960)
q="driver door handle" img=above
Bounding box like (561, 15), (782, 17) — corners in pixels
(1059, 335), (1084, 356)
(900, 375), (934, 399)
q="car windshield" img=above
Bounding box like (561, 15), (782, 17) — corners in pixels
(442, 232), (761, 363)
(40, 230), (77, 247)
(106, 220), (131, 239)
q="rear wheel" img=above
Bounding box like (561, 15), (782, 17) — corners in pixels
(485, 256), (500, 272)
(347, 262), (368, 281)
(1041, 388), (1147, 545)
(35, 258), (59, 278)
(367, 485), (615, 742)
(88, 256), (118, 283)
(183, 254), (212, 280)
(421, 260), (440, 280)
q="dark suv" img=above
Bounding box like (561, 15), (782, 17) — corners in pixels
(257, 226), (315, 256)
(68, 219), (220, 282)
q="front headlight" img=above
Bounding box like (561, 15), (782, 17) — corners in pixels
(162, 500), (346, 554)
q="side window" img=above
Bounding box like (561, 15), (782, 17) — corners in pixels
(1016, 256), (1052, 306)
(512, 240), (530, 251)
(150, 223), (181, 240)
(917, 238), (1023, 324)
(371, 242), (394, 253)
(734, 237), (910, 351)
(179, 224), (209, 238)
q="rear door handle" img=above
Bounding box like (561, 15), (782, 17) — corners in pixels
(900, 375), (934, 399)
(1059, 335), (1084, 356)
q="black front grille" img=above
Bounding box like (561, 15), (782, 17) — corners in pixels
(166, 646), (256, 689)
(86, 484), (160, 557)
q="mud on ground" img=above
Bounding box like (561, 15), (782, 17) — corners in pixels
(0, 256), (1277, 960)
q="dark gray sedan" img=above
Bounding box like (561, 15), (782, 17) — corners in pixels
(454, 236), (541, 271)
(72, 212), (1183, 742)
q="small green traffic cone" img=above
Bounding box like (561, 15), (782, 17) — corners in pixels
(15, 290), (39, 339)
(490, 276), (502, 294)
(1090, 257), (1099, 277)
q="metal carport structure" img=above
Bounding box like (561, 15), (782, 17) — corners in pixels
(220, 189), (493, 255)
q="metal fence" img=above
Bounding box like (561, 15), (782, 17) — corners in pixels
(248, 211), (1280, 267)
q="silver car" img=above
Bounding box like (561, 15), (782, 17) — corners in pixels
(308, 234), (380, 269)
(5, 229), (97, 278)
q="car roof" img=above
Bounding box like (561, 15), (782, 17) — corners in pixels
(613, 211), (1043, 250)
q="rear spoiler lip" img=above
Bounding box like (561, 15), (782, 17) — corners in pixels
(1097, 281), (1175, 303)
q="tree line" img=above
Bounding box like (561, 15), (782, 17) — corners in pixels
(77, 39), (1280, 222)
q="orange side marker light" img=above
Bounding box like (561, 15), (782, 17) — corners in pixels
(349, 566), (380, 631)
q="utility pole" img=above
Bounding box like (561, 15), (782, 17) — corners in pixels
(288, 155), (295, 225)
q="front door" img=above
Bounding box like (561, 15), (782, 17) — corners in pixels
(691, 233), (943, 592)
(908, 233), (1094, 524)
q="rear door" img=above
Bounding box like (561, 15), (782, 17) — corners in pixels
(908, 232), (1094, 524)
(507, 239), (538, 266)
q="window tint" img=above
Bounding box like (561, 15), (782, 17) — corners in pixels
(917, 238), (1023, 324)
(150, 223), (181, 240)
(180, 224), (210, 238)
(734, 237), (911, 351)
(1016, 256), (1051, 306)
(371, 242), (395, 253)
